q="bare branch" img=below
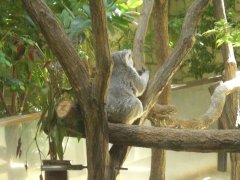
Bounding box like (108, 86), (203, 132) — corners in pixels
(3, 113), (240, 152)
(133, 0), (154, 70)
(11, 66), (17, 115)
(152, 104), (176, 115)
(108, 123), (240, 152)
(142, 0), (211, 112)
(89, 0), (112, 104)
(150, 76), (240, 129)
(19, 72), (32, 113)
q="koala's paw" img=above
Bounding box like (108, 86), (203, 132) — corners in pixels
(137, 67), (146, 75)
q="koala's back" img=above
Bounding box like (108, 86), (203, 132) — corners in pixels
(107, 49), (148, 124)
(110, 63), (136, 96)
(107, 63), (143, 124)
(107, 92), (143, 124)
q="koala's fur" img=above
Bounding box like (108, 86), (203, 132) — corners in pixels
(107, 49), (149, 124)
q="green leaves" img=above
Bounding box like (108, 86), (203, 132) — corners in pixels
(59, 9), (72, 28)
(68, 16), (91, 38)
(0, 51), (12, 68)
(6, 79), (26, 93)
(116, 0), (143, 10)
(126, 0), (143, 9)
(52, 122), (67, 160)
(203, 19), (240, 47)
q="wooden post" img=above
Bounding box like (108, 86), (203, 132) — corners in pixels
(213, 0), (239, 178)
(43, 160), (70, 180)
(217, 120), (227, 172)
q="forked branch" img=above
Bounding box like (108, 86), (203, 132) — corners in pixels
(141, 0), (211, 113)
(150, 76), (240, 129)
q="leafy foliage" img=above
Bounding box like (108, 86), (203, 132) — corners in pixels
(203, 19), (240, 47)
(0, 0), (142, 160)
(0, 51), (12, 68)
(185, 5), (219, 79)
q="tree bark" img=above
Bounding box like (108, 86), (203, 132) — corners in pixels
(108, 123), (240, 152)
(133, 0), (154, 70)
(4, 112), (240, 153)
(140, 0), (211, 119)
(21, 0), (111, 179)
(150, 0), (169, 179)
(213, 1), (239, 179)
(149, 76), (240, 129)
(87, 1), (111, 179)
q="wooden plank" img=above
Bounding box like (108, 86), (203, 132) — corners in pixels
(0, 112), (41, 126)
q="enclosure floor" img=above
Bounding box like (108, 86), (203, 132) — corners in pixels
(76, 149), (230, 180)
(118, 150), (230, 180)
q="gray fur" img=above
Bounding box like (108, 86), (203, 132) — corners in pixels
(107, 49), (149, 124)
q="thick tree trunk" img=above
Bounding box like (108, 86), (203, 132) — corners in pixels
(88, 1), (111, 179)
(150, 0), (169, 180)
(21, 0), (111, 179)
(213, 1), (239, 179)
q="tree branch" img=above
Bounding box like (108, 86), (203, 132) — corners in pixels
(141, 0), (211, 113)
(4, 112), (240, 153)
(133, 0), (154, 70)
(0, 91), (11, 115)
(89, 0), (112, 104)
(108, 123), (240, 152)
(11, 66), (17, 115)
(21, 0), (90, 109)
(150, 76), (240, 129)
(21, 1), (110, 179)
(87, 0), (111, 179)
(19, 72), (32, 113)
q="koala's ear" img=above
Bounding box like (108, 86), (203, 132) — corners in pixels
(124, 50), (132, 62)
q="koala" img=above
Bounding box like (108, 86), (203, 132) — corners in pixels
(107, 49), (149, 125)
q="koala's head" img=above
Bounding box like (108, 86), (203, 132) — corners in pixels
(112, 49), (133, 68)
